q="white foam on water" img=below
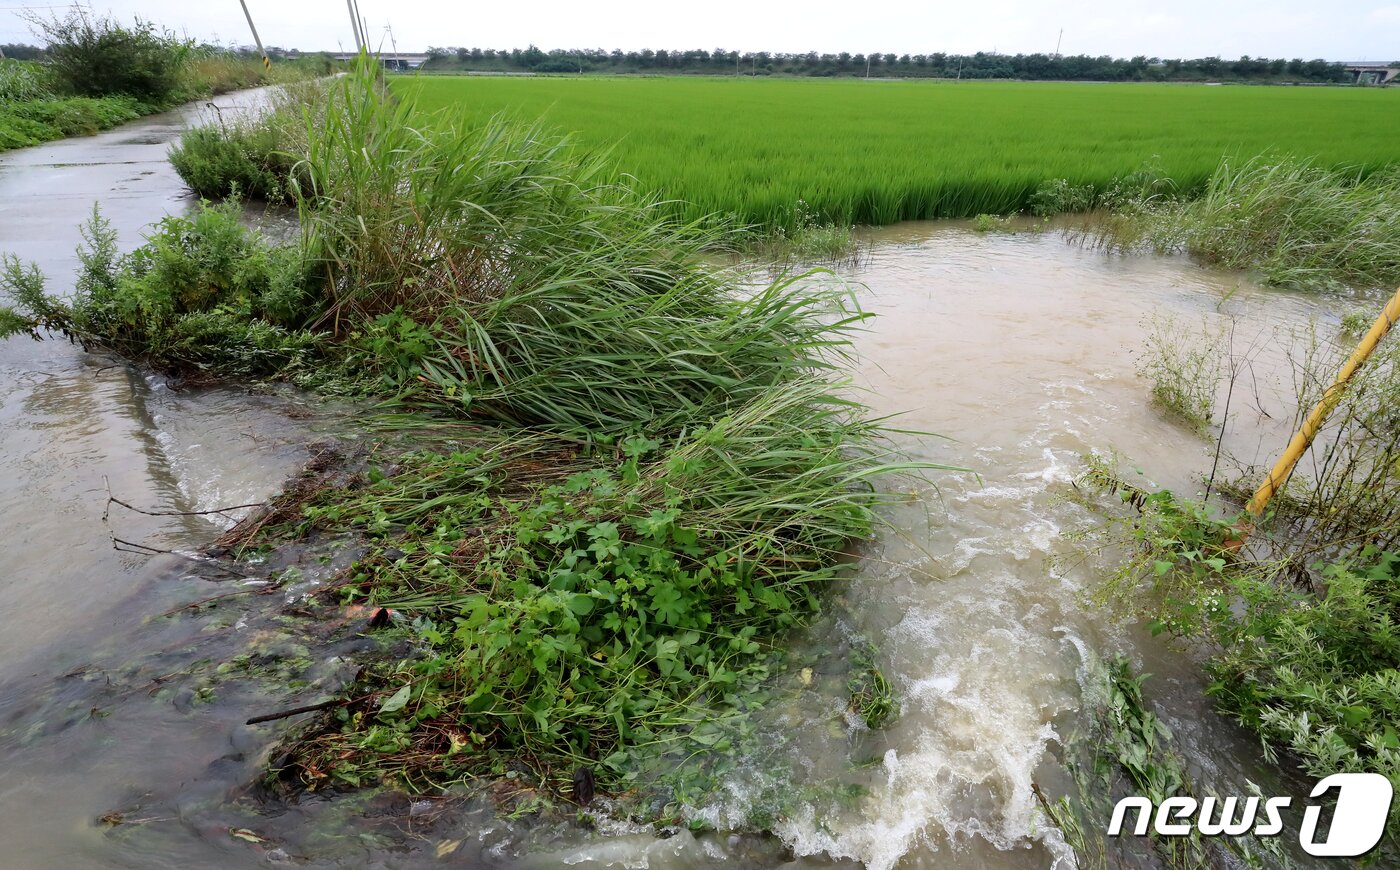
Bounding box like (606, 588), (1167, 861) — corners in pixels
(714, 401), (1112, 869)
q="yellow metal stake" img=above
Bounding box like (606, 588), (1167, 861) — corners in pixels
(236, 0), (271, 72)
(1242, 285), (1400, 525)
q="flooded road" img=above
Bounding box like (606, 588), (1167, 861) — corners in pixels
(0, 102), (1359, 868)
(0, 89), (339, 869)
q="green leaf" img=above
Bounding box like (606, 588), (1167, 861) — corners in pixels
(379, 684), (411, 715)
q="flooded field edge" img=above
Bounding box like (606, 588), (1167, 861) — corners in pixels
(0, 93), (1378, 869)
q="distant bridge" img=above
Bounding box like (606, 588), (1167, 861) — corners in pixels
(330, 52), (429, 71)
(1342, 62), (1398, 84)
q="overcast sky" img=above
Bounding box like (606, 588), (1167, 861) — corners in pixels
(3, 1), (1398, 61)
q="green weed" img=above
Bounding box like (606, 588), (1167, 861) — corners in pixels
(1095, 156), (1400, 291)
(972, 213), (1013, 232)
(0, 202), (322, 378)
(1135, 313), (1225, 432)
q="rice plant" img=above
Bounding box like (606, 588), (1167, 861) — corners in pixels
(395, 76), (1400, 227)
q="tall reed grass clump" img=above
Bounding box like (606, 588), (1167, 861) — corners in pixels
(3, 62), (939, 801)
(1094, 157), (1400, 291)
(294, 69), (871, 432)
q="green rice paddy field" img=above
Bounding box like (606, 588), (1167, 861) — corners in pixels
(395, 76), (1400, 227)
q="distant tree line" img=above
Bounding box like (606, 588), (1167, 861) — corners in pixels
(1, 43), (46, 60)
(420, 46), (1363, 83)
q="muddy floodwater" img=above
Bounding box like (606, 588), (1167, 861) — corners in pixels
(0, 99), (1361, 868)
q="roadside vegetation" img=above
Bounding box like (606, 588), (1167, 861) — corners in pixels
(0, 63), (937, 816)
(168, 80), (321, 202)
(0, 10), (333, 152)
(1064, 292), (1400, 851)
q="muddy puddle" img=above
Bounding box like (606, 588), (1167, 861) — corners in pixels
(0, 99), (1372, 868)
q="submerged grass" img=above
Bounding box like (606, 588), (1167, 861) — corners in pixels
(1, 62), (945, 808)
(1074, 318), (1400, 847)
(1091, 156), (1400, 291)
(1039, 656), (1288, 869)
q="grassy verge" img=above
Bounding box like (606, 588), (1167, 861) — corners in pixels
(0, 91), (142, 149)
(1, 63), (939, 815)
(0, 50), (330, 155)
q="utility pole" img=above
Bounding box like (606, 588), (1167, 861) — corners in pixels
(345, 0), (363, 51)
(1055, 29), (1063, 58)
(353, 0), (370, 55)
(236, 0), (270, 71)
(866, 55), (871, 78)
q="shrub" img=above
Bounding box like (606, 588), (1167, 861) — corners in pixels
(972, 213), (1012, 232)
(167, 79), (323, 201)
(1029, 177), (1097, 216)
(169, 123), (297, 202)
(1135, 313), (1224, 432)
(0, 202), (320, 377)
(24, 9), (190, 104)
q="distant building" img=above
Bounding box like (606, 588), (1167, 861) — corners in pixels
(330, 52), (428, 70)
(1341, 62), (1398, 84)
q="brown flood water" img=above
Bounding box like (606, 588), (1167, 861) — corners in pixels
(0, 101), (1363, 868)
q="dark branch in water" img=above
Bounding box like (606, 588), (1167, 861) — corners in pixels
(107, 494), (267, 518)
(110, 536), (173, 555)
(246, 698), (348, 725)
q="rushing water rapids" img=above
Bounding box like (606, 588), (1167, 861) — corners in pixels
(0, 101), (1362, 868)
